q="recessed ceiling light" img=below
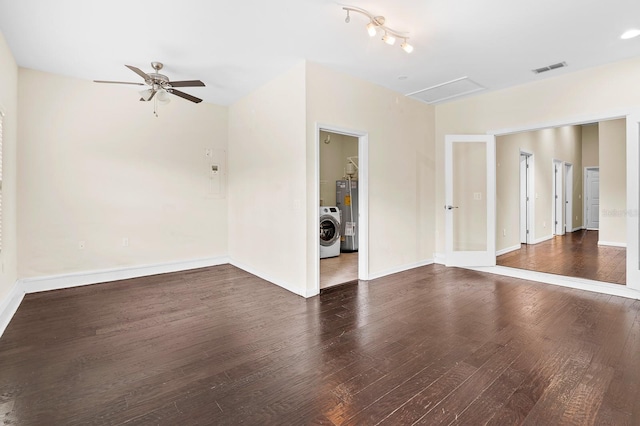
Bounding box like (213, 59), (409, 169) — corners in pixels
(621, 29), (640, 40)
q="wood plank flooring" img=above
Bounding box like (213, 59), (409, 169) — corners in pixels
(2, 263), (640, 424)
(497, 230), (626, 285)
(320, 252), (358, 289)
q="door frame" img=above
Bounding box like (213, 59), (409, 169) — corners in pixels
(444, 134), (496, 267)
(584, 167), (600, 230)
(564, 162), (573, 233)
(475, 109), (640, 297)
(519, 151), (534, 244)
(314, 123), (369, 295)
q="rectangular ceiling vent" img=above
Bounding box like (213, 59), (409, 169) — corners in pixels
(532, 61), (568, 74)
(406, 77), (486, 104)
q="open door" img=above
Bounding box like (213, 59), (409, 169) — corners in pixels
(445, 134), (496, 267)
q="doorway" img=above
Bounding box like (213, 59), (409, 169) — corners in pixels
(317, 127), (368, 290)
(585, 167), (600, 230)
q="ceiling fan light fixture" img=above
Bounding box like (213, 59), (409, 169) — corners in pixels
(157, 89), (171, 105)
(139, 88), (154, 101)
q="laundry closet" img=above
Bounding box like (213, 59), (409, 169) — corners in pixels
(319, 131), (359, 289)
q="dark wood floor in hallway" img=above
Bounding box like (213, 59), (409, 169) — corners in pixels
(497, 230), (626, 285)
(2, 264), (640, 425)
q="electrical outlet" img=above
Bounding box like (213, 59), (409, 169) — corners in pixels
(122, 237), (129, 247)
(205, 148), (213, 158)
(78, 241), (85, 250)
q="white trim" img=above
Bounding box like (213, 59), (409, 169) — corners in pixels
(433, 252), (446, 265)
(586, 228), (599, 231)
(315, 123), (370, 298)
(20, 256), (230, 294)
(572, 226), (585, 232)
(598, 241), (627, 248)
(467, 265), (638, 300)
(487, 110), (630, 136)
(626, 113), (640, 291)
(230, 259), (307, 298)
(496, 244), (521, 256)
(532, 234), (553, 245)
(519, 150), (535, 245)
(0, 282), (25, 338)
(368, 259), (434, 280)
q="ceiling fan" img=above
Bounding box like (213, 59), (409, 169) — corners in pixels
(94, 62), (205, 115)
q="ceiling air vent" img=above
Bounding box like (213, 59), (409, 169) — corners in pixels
(406, 77), (485, 104)
(532, 61), (568, 74)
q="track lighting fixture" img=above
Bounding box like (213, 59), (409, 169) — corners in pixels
(343, 5), (413, 53)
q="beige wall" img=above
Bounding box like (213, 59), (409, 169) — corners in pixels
(599, 119), (626, 244)
(0, 31), (18, 302)
(496, 126), (582, 251)
(319, 131), (357, 207)
(18, 69), (228, 278)
(582, 124), (599, 168)
(228, 62), (307, 295)
(435, 56), (640, 254)
(306, 62), (435, 291)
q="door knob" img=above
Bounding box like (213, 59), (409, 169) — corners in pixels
(445, 205), (459, 210)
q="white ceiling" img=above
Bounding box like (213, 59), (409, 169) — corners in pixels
(1, 0), (639, 106)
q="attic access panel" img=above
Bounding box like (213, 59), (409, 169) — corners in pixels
(407, 77), (485, 104)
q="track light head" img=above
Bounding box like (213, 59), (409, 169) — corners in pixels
(366, 21), (377, 37)
(401, 40), (414, 53)
(382, 33), (396, 45)
(345, 10), (350, 23)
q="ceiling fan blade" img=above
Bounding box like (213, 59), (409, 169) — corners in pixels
(169, 80), (205, 88)
(125, 65), (151, 81)
(169, 89), (203, 103)
(94, 80), (145, 85)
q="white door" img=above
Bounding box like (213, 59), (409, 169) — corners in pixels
(520, 153), (532, 244)
(445, 134), (496, 267)
(586, 168), (600, 230)
(565, 163), (573, 233)
(552, 160), (564, 236)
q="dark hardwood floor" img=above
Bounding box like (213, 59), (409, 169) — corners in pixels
(497, 230), (627, 285)
(2, 263), (640, 425)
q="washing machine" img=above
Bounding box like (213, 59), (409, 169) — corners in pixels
(320, 206), (341, 259)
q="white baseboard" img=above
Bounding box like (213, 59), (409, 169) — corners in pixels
(20, 256), (230, 294)
(1, 256), (229, 338)
(532, 235), (553, 245)
(433, 253), (446, 265)
(0, 282), (25, 338)
(572, 226), (585, 232)
(598, 241), (627, 248)
(467, 265), (640, 300)
(229, 259), (307, 298)
(368, 259), (434, 281)
(496, 245), (521, 256)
